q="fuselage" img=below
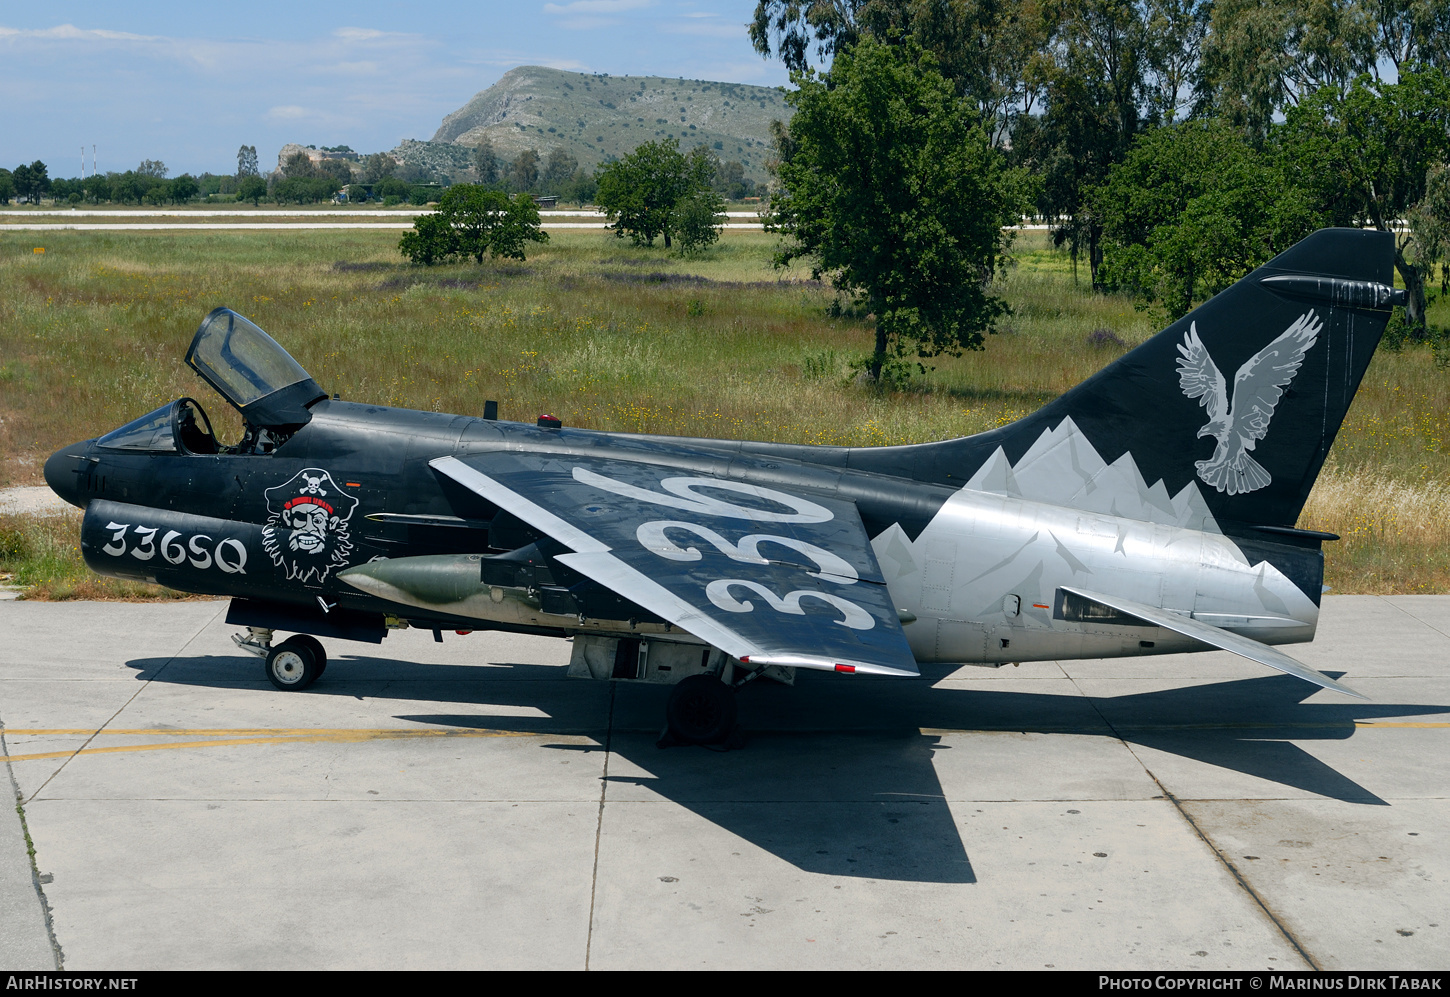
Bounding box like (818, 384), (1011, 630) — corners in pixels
(46, 397), (1324, 667)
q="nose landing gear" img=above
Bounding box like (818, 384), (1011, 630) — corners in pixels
(233, 627), (330, 691)
(264, 635), (328, 690)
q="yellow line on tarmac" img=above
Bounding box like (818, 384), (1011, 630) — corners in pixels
(3, 721), (1442, 763)
(5, 728), (548, 737)
(920, 721), (1450, 735)
(0, 727), (552, 763)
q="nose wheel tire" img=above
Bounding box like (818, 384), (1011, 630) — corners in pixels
(666, 675), (737, 745)
(265, 637), (322, 691)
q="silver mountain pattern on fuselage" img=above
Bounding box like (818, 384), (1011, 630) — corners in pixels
(872, 416), (1318, 666)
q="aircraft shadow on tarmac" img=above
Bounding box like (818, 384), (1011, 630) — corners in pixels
(125, 654), (1448, 884)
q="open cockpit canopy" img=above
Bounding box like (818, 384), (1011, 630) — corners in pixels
(185, 307), (325, 428)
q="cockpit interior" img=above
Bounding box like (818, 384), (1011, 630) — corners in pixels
(97, 308), (327, 457)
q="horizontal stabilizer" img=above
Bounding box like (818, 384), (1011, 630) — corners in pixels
(1060, 586), (1365, 700)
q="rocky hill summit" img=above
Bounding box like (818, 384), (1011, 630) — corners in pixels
(420, 65), (790, 184)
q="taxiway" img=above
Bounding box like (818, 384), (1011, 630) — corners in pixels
(1, 596), (1446, 969)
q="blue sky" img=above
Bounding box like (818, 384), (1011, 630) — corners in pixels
(0, 1), (792, 178)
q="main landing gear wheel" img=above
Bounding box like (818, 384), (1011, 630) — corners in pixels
(287, 634), (327, 678)
(666, 675), (737, 745)
(265, 637), (322, 691)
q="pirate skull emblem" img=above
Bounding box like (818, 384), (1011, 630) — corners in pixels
(261, 468), (359, 584)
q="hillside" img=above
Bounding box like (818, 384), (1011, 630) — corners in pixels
(414, 66), (791, 185)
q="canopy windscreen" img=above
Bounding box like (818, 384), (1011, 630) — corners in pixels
(97, 403), (178, 452)
(185, 308), (313, 411)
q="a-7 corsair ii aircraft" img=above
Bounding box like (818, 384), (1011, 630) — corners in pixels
(46, 228), (1401, 744)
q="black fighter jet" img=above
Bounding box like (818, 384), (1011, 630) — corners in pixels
(45, 228), (1402, 743)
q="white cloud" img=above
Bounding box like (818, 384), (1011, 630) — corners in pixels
(324, 61), (381, 75)
(663, 19), (745, 38)
(467, 49), (591, 72)
(555, 16), (616, 29)
(266, 105), (312, 121)
(0, 23), (158, 42)
(332, 27), (422, 44)
(538, 57), (592, 71)
(542, 0), (654, 14)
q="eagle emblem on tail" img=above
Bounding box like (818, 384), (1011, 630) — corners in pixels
(1176, 310), (1322, 495)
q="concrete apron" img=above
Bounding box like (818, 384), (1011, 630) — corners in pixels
(0, 595), (1446, 970)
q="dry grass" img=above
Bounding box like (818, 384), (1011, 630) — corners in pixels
(1, 226), (1446, 595)
(1301, 470), (1450, 593)
(0, 513), (202, 601)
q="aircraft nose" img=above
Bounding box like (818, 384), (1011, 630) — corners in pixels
(44, 442), (93, 510)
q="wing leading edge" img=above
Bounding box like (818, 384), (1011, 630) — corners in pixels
(1059, 585), (1364, 699)
(431, 454), (920, 677)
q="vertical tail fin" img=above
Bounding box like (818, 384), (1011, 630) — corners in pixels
(852, 228), (1401, 530)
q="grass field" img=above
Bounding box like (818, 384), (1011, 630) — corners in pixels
(1, 226), (1447, 597)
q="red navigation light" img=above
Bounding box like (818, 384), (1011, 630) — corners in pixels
(835, 664), (856, 674)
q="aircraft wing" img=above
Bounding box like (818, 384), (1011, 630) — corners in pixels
(431, 454), (919, 677)
(1059, 585), (1364, 699)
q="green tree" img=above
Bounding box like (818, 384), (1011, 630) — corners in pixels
(1409, 161), (1450, 296)
(770, 37), (1030, 383)
(376, 176), (410, 200)
(674, 187), (727, 255)
(1280, 67), (1450, 331)
(49, 177), (82, 203)
(1094, 119), (1317, 318)
(512, 149), (540, 191)
(749, 0), (1055, 145)
(281, 152), (317, 179)
(137, 159), (168, 179)
(399, 213), (456, 266)
(400, 185), (548, 265)
(595, 139), (715, 248)
(274, 176), (340, 204)
(1142, 0), (1213, 125)
(362, 153), (396, 185)
(108, 172), (142, 204)
(12, 161), (50, 203)
(81, 173), (109, 203)
(566, 169), (598, 205)
(542, 148), (579, 194)
(169, 174), (200, 204)
(713, 159), (751, 200)
(316, 158), (353, 183)
(237, 175), (268, 206)
(0, 169), (13, 204)
(1015, 0), (1150, 284)
(1202, 0), (1450, 138)
(237, 145), (260, 178)
(473, 138), (499, 185)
